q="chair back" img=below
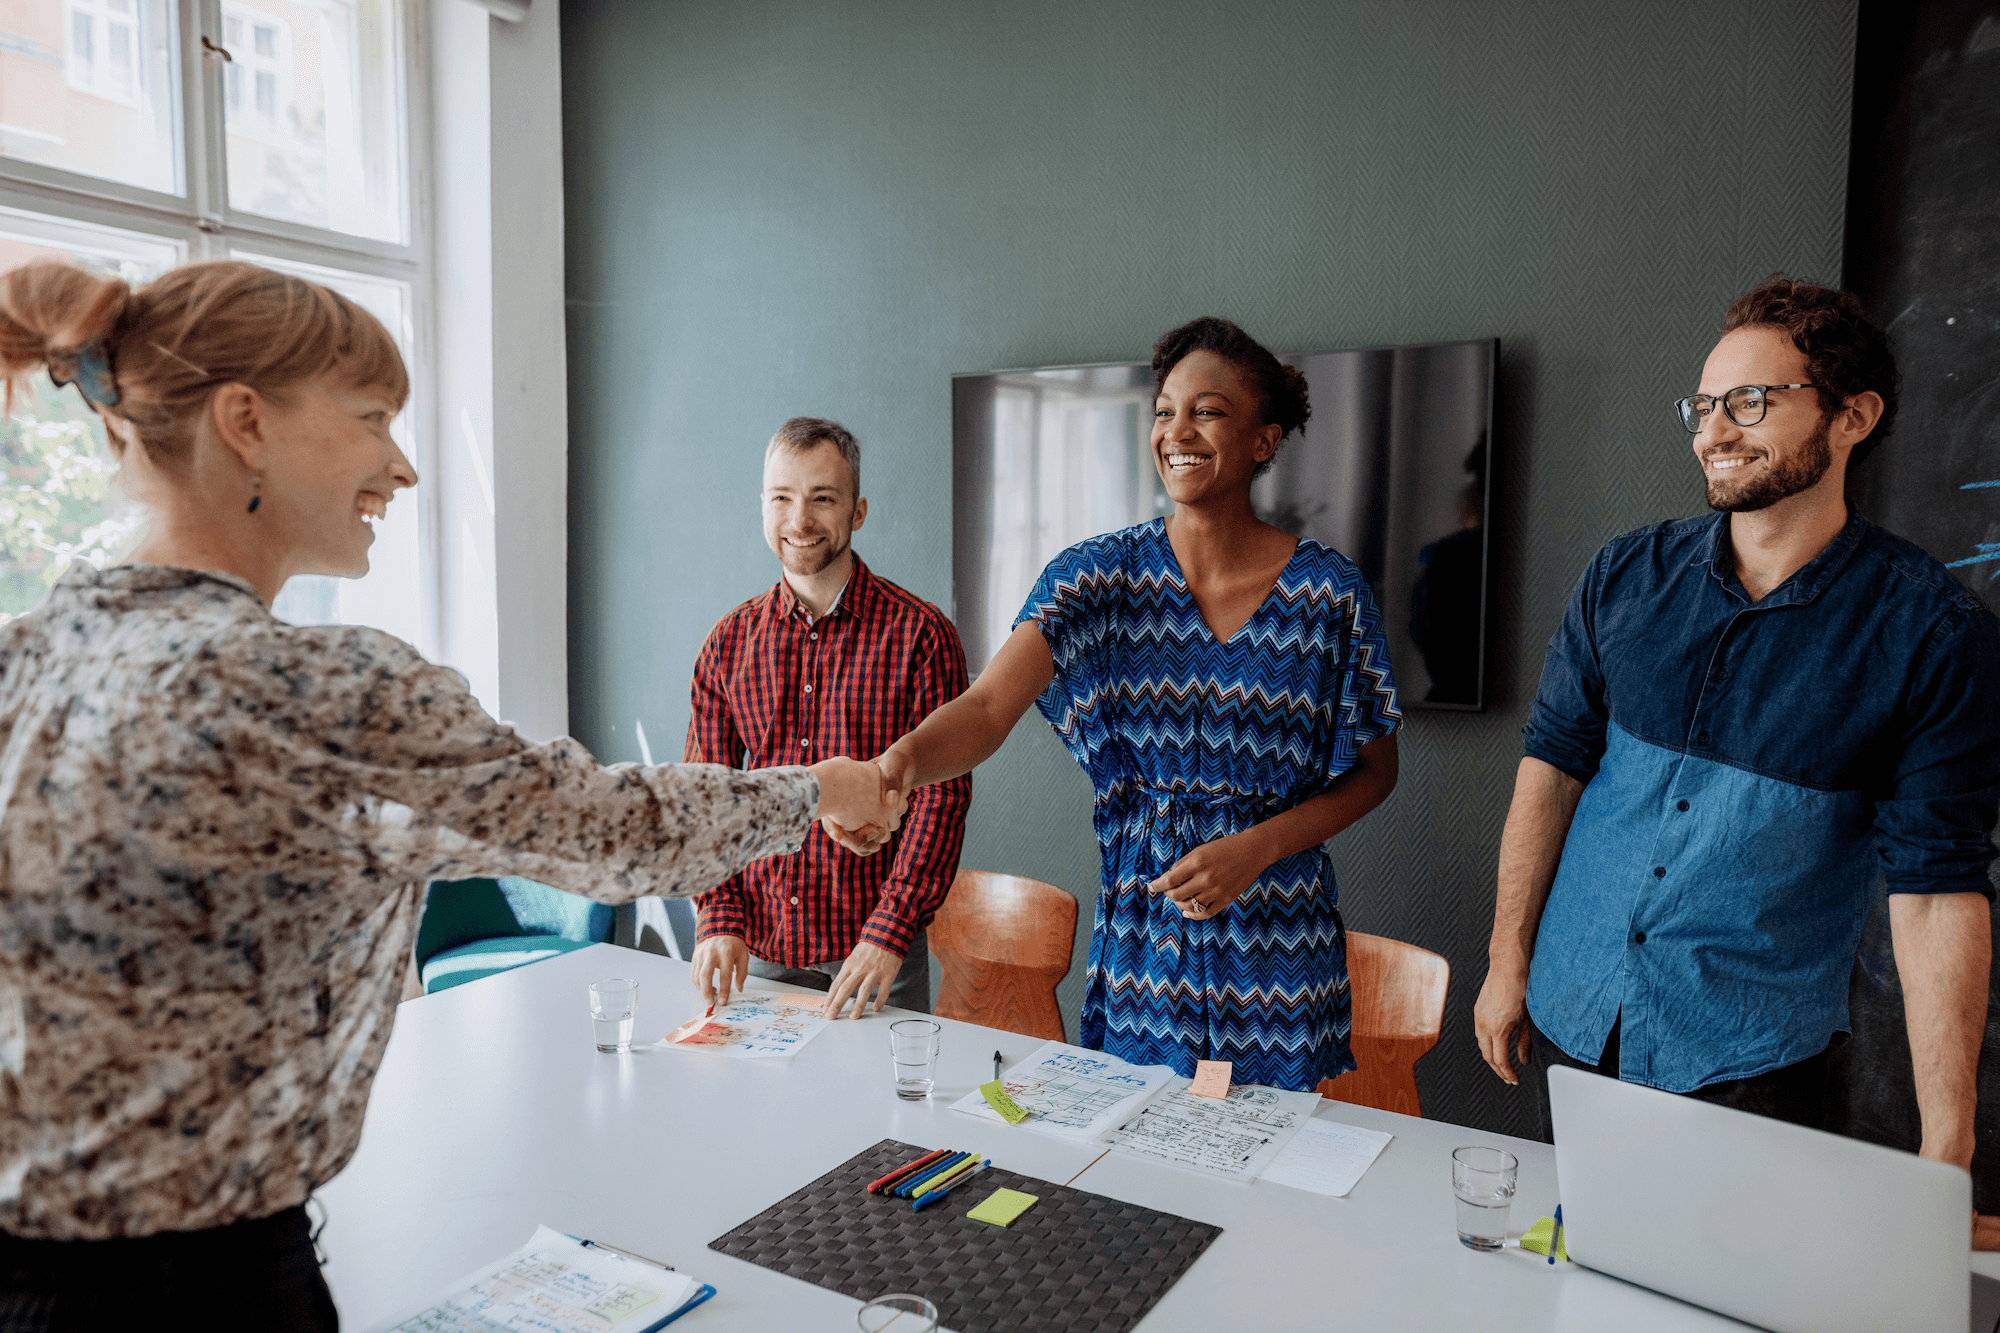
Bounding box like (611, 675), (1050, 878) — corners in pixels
(1317, 930), (1450, 1118)
(929, 870), (1078, 1042)
(415, 877), (616, 970)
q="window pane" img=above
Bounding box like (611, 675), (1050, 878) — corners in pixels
(0, 208), (180, 626)
(224, 0), (403, 245)
(2, 0), (179, 195)
(236, 252), (422, 648)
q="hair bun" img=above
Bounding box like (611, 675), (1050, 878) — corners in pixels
(0, 262), (133, 384)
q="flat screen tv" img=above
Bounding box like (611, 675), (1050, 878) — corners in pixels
(952, 338), (1496, 710)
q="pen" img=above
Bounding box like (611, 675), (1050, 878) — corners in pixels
(866, 1147), (950, 1194)
(580, 1239), (675, 1271)
(896, 1151), (971, 1198)
(993, 1050), (1002, 1081)
(913, 1160), (989, 1210)
(1550, 1205), (1562, 1266)
(911, 1151), (981, 1198)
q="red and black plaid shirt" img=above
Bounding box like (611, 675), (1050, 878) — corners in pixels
(685, 557), (972, 963)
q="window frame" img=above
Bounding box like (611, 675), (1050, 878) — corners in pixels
(0, 0), (440, 655)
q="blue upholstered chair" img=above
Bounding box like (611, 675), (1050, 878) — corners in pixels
(414, 877), (616, 994)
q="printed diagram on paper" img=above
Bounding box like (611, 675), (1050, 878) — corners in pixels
(949, 1040), (1174, 1139)
(662, 993), (829, 1059)
(376, 1225), (695, 1333)
(1103, 1079), (1322, 1182)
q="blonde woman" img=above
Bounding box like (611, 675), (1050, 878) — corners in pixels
(0, 260), (899, 1328)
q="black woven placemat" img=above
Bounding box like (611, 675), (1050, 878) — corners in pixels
(708, 1138), (1221, 1333)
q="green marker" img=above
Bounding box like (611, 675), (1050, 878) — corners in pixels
(979, 1079), (1031, 1125)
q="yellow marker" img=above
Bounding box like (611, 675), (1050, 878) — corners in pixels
(912, 1151), (982, 1198)
(979, 1079), (1031, 1125)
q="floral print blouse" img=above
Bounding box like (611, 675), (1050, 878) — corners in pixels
(0, 565), (819, 1239)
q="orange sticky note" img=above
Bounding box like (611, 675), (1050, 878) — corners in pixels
(774, 994), (827, 1010)
(668, 1017), (723, 1044)
(1190, 1060), (1232, 1099)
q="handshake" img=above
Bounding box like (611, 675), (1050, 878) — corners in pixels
(809, 750), (917, 857)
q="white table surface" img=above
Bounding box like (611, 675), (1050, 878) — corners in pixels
(321, 943), (1993, 1331)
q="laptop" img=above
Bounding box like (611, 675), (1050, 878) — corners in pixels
(1548, 1065), (1975, 1333)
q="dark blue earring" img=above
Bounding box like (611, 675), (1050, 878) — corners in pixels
(247, 472), (262, 514)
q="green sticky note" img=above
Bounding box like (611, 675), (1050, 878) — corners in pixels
(1520, 1215), (1568, 1260)
(980, 1079), (1030, 1125)
(967, 1188), (1038, 1227)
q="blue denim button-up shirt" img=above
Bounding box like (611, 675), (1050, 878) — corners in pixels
(1523, 510), (2000, 1092)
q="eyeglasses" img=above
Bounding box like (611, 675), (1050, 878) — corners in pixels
(1674, 383), (1821, 434)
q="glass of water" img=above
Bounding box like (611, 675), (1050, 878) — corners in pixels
(589, 977), (637, 1053)
(888, 1019), (941, 1100)
(857, 1293), (938, 1332)
(1452, 1145), (1518, 1251)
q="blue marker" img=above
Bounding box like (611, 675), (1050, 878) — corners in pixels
(1550, 1204), (1563, 1265)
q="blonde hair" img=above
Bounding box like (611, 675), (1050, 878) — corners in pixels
(0, 259), (408, 469)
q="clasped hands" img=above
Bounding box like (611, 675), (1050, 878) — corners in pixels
(819, 751), (918, 857)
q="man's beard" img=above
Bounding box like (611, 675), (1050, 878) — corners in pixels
(1706, 414), (1834, 513)
(778, 532), (849, 576)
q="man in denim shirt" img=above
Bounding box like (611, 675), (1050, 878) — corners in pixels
(1474, 276), (2000, 1180)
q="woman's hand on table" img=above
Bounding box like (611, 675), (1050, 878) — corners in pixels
(690, 934), (750, 1007)
(812, 757), (906, 856)
(1147, 829), (1273, 920)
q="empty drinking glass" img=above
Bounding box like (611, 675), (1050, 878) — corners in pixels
(857, 1293), (939, 1332)
(589, 977), (637, 1053)
(1451, 1145), (1518, 1251)
(888, 1019), (942, 1100)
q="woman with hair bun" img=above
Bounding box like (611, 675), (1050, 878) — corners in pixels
(0, 260), (900, 1328)
(858, 317), (1401, 1092)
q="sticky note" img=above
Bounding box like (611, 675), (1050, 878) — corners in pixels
(967, 1188), (1038, 1227)
(1190, 1060), (1232, 1099)
(774, 994), (827, 1010)
(668, 1017), (724, 1044)
(980, 1080), (1031, 1125)
(1520, 1215), (1569, 1260)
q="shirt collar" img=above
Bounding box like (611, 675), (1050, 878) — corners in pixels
(60, 561), (262, 601)
(769, 555), (874, 624)
(1695, 507), (1869, 607)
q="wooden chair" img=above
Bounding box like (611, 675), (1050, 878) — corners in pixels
(929, 870), (1078, 1042)
(1317, 931), (1450, 1118)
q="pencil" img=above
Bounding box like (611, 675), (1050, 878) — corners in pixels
(866, 1147), (949, 1195)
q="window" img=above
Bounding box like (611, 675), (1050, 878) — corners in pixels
(0, 1), (430, 650)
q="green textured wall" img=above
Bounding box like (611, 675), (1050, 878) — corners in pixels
(562, 0), (1856, 1137)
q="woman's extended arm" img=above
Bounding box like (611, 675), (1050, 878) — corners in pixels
(877, 620), (1057, 791)
(1149, 732), (1399, 917)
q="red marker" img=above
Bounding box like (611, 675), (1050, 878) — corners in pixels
(866, 1147), (951, 1195)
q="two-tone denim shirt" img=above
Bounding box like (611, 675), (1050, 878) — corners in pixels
(1523, 511), (2000, 1092)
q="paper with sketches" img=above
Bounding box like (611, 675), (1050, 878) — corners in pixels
(773, 993), (827, 1010)
(1189, 1060), (1232, 1099)
(656, 992), (829, 1059)
(1258, 1115), (1395, 1197)
(365, 1224), (697, 1333)
(1102, 1079), (1321, 1183)
(950, 1041), (1174, 1140)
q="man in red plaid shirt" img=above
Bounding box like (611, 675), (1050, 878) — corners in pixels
(685, 418), (972, 1018)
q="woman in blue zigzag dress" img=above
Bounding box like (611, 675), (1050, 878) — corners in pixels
(855, 317), (1401, 1092)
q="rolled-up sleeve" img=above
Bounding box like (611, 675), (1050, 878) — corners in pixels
(1523, 548), (1612, 784)
(1875, 609), (2000, 899)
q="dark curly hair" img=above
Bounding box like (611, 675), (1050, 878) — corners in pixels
(1151, 317), (1310, 477)
(1720, 275), (1900, 467)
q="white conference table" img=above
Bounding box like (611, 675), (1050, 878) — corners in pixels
(322, 943), (1991, 1331)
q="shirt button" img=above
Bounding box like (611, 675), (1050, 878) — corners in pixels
(1695, 730), (1711, 746)
(1653, 866), (1665, 878)
(805, 684), (813, 693)
(1676, 800), (1690, 812)
(810, 632), (819, 641)
(1633, 931), (1647, 944)
(791, 896), (799, 905)
(800, 739), (809, 748)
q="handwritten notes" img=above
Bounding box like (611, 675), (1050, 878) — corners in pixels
(1189, 1060), (1232, 1099)
(658, 993), (829, 1059)
(366, 1225), (697, 1333)
(1258, 1116), (1395, 1197)
(949, 1041), (1175, 1140)
(1103, 1079), (1322, 1183)
(979, 1079), (1031, 1125)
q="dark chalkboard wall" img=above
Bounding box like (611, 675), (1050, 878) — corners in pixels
(1828, 0), (2000, 1211)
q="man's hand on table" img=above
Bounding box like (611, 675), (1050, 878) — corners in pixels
(690, 933), (750, 1007)
(824, 941), (903, 1019)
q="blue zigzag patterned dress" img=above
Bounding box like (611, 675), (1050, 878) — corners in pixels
(1016, 519), (1401, 1091)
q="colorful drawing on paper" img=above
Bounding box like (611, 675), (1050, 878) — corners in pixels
(658, 993), (830, 1059)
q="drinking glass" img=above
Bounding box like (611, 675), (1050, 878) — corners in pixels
(1451, 1145), (1518, 1251)
(589, 977), (637, 1053)
(888, 1019), (942, 1100)
(857, 1293), (938, 1332)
